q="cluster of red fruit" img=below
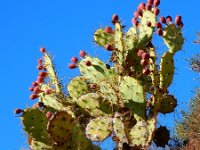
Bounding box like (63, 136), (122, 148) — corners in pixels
(29, 47), (53, 100)
(137, 49), (151, 75)
(68, 50), (90, 69)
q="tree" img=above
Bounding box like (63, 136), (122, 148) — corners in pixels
(15, 0), (185, 149)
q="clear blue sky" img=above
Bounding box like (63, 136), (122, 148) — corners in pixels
(0, 0), (200, 149)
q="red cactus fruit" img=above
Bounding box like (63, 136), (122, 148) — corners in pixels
(40, 47), (46, 53)
(142, 53), (150, 59)
(132, 19), (139, 27)
(166, 16), (172, 23)
(104, 26), (114, 34)
(68, 63), (77, 69)
(79, 50), (86, 58)
(157, 28), (163, 36)
(37, 77), (44, 84)
(45, 89), (53, 95)
(147, 0), (154, 5)
(146, 3), (152, 10)
(29, 93), (38, 100)
(154, 8), (160, 16)
(137, 49), (145, 57)
(140, 59), (149, 66)
(175, 15), (182, 25)
(37, 65), (43, 70)
(134, 11), (140, 18)
(29, 87), (34, 91)
(39, 72), (48, 78)
(160, 16), (166, 24)
(112, 14), (119, 24)
(155, 22), (162, 28)
(90, 84), (97, 90)
(138, 3), (145, 10)
(14, 108), (24, 114)
(46, 111), (53, 119)
(178, 21), (184, 28)
(154, 0), (160, 7)
(32, 82), (38, 87)
(33, 86), (42, 94)
(143, 68), (151, 75)
(71, 57), (78, 63)
(105, 44), (114, 51)
(85, 61), (92, 66)
(147, 21), (152, 27)
(37, 59), (43, 64)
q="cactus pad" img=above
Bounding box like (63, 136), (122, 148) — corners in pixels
(68, 76), (88, 99)
(47, 111), (74, 145)
(125, 27), (138, 50)
(159, 94), (177, 114)
(21, 108), (50, 143)
(30, 140), (52, 150)
(79, 56), (116, 83)
(94, 28), (114, 47)
(160, 52), (174, 91)
(163, 24), (184, 54)
(85, 116), (113, 142)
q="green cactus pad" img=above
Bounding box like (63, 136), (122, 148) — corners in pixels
(163, 24), (184, 54)
(159, 94), (177, 114)
(47, 111), (74, 145)
(160, 52), (174, 91)
(79, 56), (117, 83)
(30, 140), (52, 150)
(21, 108), (50, 144)
(85, 116), (113, 142)
(127, 120), (148, 147)
(119, 76), (145, 103)
(94, 28), (115, 47)
(76, 93), (106, 116)
(113, 113), (128, 144)
(138, 10), (156, 46)
(125, 27), (138, 50)
(43, 53), (62, 93)
(68, 76), (88, 99)
(99, 81), (119, 105)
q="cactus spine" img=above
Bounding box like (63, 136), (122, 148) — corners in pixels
(16, 0), (184, 149)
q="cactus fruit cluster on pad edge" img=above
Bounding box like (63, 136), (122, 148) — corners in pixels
(15, 0), (184, 149)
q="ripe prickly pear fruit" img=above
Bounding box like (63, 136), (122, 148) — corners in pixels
(37, 59), (43, 64)
(154, 8), (160, 16)
(146, 3), (152, 10)
(112, 14), (119, 24)
(140, 59), (149, 66)
(157, 28), (163, 36)
(29, 93), (38, 100)
(105, 44), (114, 51)
(39, 72), (48, 78)
(134, 11), (139, 18)
(137, 49), (145, 57)
(175, 15), (182, 25)
(90, 84), (97, 89)
(143, 68), (151, 75)
(29, 87), (34, 91)
(142, 53), (150, 59)
(160, 16), (166, 24)
(32, 82), (38, 87)
(37, 65), (43, 70)
(148, 0), (154, 5)
(104, 26), (114, 34)
(45, 89), (53, 95)
(37, 77), (44, 84)
(85, 60), (92, 66)
(132, 18), (139, 27)
(138, 2), (145, 10)
(154, 0), (160, 7)
(178, 21), (184, 28)
(68, 63), (77, 69)
(46, 111), (53, 119)
(40, 47), (46, 53)
(155, 22), (162, 28)
(14, 108), (23, 114)
(147, 21), (152, 27)
(166, 16), (172, 23)
(79, 50), (86, 58)
(71, 57), (78, 63)
(33, 86), (41, 94)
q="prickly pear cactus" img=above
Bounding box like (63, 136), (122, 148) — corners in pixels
(16, 0), (184, 149)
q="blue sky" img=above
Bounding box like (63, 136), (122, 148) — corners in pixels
(0, 0), (200, 149)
